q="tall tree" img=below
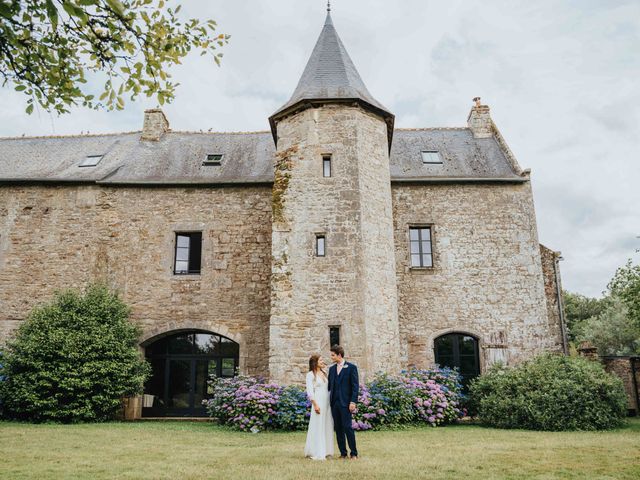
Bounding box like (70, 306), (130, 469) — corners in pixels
(566, 258), (640, 355)
(0, 0), (228, 114)
(607, 260), (640, 328)
(574, 298), (640, 356)
(562, 290), (609, 342)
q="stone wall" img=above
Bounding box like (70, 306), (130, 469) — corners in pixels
(0, 184), (272, 377)
(270, 104), (400, 383)
(601, 356), (640, 415)
(539, 244), (567, 354)
(0, 158), (562, 383)
(392, 181), (560, 371)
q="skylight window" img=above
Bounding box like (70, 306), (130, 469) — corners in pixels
(203, 153), (224, 166)
(421, 151), (442, 165)
(79, 155), (104, 167)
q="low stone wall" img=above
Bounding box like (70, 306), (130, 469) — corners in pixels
(601, 356), (640, 416)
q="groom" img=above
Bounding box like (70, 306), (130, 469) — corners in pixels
(328, 344), (359, 459)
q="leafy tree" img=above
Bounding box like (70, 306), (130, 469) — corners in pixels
(563, 259), (640, 355)
(562, 290), (609, 342)
(0, 0), (229, 114)
(607, 260), (640, 329)
(574, 297), (640, 356)
(0, 284), (150, 422)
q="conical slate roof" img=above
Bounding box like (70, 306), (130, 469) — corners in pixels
(269, 12), (394, 148)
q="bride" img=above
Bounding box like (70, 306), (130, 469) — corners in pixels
(304, 354), (334, 460)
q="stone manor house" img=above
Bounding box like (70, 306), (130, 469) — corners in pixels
(0, 11), (567, 417)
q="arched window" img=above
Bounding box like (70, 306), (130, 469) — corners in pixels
(143, 331), (239, 417)
(434, 333), (480, 390)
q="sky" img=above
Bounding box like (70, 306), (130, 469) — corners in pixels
(0, 0), (638, 297)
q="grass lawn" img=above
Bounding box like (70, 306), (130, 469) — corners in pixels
(1, 418), (639, 480)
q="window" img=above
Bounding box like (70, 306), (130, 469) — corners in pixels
(315, 235), (326, 257)
(421, 151), (442, 164)
(174, 232), (202, 274)
(79, 154), (104, 167)
(409, 227), (433, 268)
(203, 154), (223, 166)
(329, 326), (340, 347)
(322, 155), (332, 177)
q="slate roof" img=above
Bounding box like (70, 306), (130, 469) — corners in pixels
(269, 12), (394, 147)
(390, 128), (524, 182)
(0, 128), (526, 185)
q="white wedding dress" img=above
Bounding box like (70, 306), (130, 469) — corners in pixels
(304, 371), (334, 460)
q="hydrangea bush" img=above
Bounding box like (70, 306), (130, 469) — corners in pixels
(276, 385), (312, 430)
(205, 375), (310, 432)
(206, 366), (464, 432)
(351, 367), (465, 430)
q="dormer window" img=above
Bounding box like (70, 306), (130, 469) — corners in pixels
(203, 154), (224, 166)
(421, 151), (442, 165)
(79, 155), (104, 167)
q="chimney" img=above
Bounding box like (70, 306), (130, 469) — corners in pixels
(141, 109), (169, 141)
(467, 97), (494, 138)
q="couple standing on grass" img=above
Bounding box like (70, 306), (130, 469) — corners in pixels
(304, 345), (359, 460)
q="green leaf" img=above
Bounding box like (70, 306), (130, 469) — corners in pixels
(0, 2), (12, 19)
(105, 0), (125, 16)
(62, 2), (88, 21)
(45, 0), (59, 29)
(3, 0), (228, 115)
(26, 103), (34, 114)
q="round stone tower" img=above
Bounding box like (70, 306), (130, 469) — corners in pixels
(268, 11), (400, 383)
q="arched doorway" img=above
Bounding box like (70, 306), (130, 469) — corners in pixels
(143, 330), (239, 417)
(434, 332), (480, 391)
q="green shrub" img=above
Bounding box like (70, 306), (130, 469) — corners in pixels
(469, 354), (627, 431)
(0, 284), (150, 423)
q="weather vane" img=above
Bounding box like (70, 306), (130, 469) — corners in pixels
(327, 1), (331, 13)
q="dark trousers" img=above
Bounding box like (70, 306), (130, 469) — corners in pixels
(331, 402), (358, 457)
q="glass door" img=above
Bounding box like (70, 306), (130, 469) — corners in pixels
(434, 333), (480, 391)
(166, 359), (192, 414)
(142, 331), (240, 417)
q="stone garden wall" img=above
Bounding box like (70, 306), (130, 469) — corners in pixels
(601, 356), (640, 415)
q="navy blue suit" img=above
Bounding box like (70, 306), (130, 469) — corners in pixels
(328, 361), (359, 457)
